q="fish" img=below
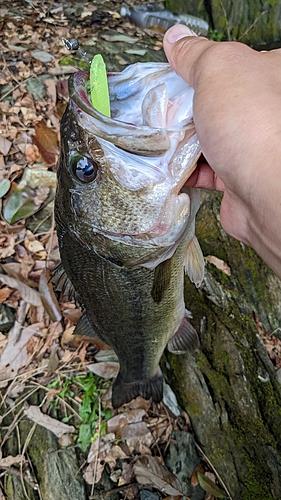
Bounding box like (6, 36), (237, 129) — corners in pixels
(53, 62), (204, 408)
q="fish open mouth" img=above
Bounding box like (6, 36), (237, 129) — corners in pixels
(68, 65), (197, 157)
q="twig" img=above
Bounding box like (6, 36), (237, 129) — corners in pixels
(195, 441), (233, 500)
(90, 483), (139, 499)
(238, 10), (268, 41)
(219, 1), (231, 40)
(90, 396), (102, 497)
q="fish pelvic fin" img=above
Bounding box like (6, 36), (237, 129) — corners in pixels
(184, 235), (205, 288)
(168, 310), (199, 354)
(112, 371), (163, 409)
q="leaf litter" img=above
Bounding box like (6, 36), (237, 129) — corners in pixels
(0, 0), (271, 499)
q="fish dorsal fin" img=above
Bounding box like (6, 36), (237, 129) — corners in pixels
(74, 312), (96, 338)
(50, 262), (76, 300)
(168, 310), (199, 354)
(184, 235), (205, 287)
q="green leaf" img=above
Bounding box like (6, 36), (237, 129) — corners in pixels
(3, 183), (48, 224)
(0, 179), (10, 198)
(197, 472), (227, 498)
(26, 77), (46, 100)
(90, 54), (110, 117)
(78, 422), (93, 451)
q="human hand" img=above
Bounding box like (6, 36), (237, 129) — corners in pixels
(163, 25), (281, 278)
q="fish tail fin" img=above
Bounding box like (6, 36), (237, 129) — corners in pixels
(112, 371), (163, 408)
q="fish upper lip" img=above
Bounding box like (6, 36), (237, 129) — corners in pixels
(69, 71), (195, 132)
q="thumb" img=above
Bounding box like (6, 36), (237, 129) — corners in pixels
(163, 25), (212, 87)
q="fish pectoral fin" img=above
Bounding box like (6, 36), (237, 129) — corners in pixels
(151, 257), (173, 303)
(184, 235), (205, 288)
(168, 310), (199, 354)
(112, 371), (163, 408)
(74, 312), (97, 338)
(50, 262), (77, 301)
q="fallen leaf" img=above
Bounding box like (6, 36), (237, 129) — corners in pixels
(205, 255), (231, 276)
(25, 144), (41, 162)
(24, 405), (75, 437)
(0, 234), (17, 259)
(3, 181), (47, 224)
(107, 409), (146, 434)
(197, 471), (226, 498)
(0, 287), (13, 302)
(88, 362), (119, 380)
(24, 239), (45, 254)
(39, 268), (62, 321)
(0, 322), (41, 379)
(0, 454), (25, 467)
(191, 463), (205, 486)
(32, 119), (59, 166)
(125, 49), (147, 56)
(44, 78), (57, 103)
(119, 421), (153, 450)
(26, 77), (46, 100)
(0, 274), (42, 306)
(84, 433), (116, 484)
(101, 33), (138, 44)
(0, 136), (12, 155)
(133, 455), (183, 497)
(31, 50), (54, 63)
(0, 179), (11, 198)
(1, 262), (37, 288)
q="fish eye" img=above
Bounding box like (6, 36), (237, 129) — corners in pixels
(73, 156), (98, 183)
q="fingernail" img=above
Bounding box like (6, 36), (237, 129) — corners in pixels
(166, 25), (196, 43)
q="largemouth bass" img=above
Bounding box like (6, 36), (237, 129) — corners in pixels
(53, 62), (204, 408)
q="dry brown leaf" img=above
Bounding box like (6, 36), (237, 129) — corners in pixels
(24, 405), (75, 437)
(2, 262), (38, 288)
(0, 234), (16, 259)
(107, 409), (146, 435)
(0, 274), (42, 306)
(133, 455), (183, 497)
(88, 361), (119, 380)
(25, 144), (41, 163)
(0, 454), (25, 467)
(191, 463), (205, 486)
(118, 461), (133, 486)
(24, 239), (45, 255)
(32, 119), (59, 166)
(0, 322), (41, 379)
(39, 268), (62, 322)
(205, 255), (231, 276)
(61, 306), (82, 323)
(84, 433), (116, 485)
(20, 254), (35, 280)
(0, 286), (13, 302)
(44, 78), (57, 104)
(61, 326), (76, 348)
(0, 136), (12, 155)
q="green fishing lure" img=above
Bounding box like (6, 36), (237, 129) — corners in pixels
(89, 54), (110, 117)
